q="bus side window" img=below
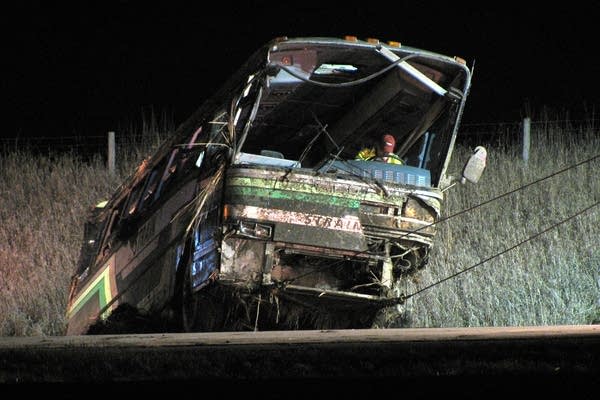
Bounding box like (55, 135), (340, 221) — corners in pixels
(124, 182), (145, 217)
(75, 204), (109, 275)
(176, 147), (199, 177)
(136, 170), (158, 213)
(177, 126), (203, 173)
(96, 199), (126, 260)
(154, 148), (180, 202)
(138, 157), (170, 213)
(115, 179), (146, 240)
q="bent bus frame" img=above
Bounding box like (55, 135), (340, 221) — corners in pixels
(66, 36), (474, 334)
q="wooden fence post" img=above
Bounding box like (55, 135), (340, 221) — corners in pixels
(108, 131), (115, 175)
(522, 117), (530, 164)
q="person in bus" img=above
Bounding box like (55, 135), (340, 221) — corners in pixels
(355, 134), (404, 164)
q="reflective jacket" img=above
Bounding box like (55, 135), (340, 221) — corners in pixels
(355, 148), (404, 164)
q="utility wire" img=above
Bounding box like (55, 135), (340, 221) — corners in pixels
(404, 153), (600, 239)
(280, 153), (600, 293)
(399, 199), (600, 303)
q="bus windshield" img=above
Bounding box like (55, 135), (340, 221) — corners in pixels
(231, 37), (470, 187)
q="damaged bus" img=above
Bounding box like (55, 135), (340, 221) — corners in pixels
(65, 36), (485, 335)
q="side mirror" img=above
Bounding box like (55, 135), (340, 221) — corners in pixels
(460, 146), (487, 184)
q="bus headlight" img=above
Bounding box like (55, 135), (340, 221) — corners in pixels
(237, 221), (273, 239)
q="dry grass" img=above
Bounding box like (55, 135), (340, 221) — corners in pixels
(386, 120), (600, 328)
(0, 131), (164, 336)
(1, 116), (598, 336)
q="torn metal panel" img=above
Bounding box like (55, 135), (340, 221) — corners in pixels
(220, 238), (265, 289)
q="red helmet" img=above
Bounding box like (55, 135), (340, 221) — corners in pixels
(381, 134), (395, 153)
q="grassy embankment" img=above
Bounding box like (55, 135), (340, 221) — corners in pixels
(1, 117), (598, 336)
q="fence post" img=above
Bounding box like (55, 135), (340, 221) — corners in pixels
(522, 117), (530, 164)
(108, 131), (115, 175)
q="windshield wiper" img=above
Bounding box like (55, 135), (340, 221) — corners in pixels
(298, 112), (341, 168)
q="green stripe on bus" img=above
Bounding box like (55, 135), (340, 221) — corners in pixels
(227, 186), (360, 208)
(68, 273), (109, 318)
(226, 176), (404, 204)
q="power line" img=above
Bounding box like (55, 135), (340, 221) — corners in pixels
(284, 154), (600, 290)
(399, 199), (600, 303)
(407, 153), (600, 238)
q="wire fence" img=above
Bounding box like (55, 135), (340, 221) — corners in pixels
(459, 117), (600, 147)
(0, 131), (168, 163)
(1, 117), (599, 157)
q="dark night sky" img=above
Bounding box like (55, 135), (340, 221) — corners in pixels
(4, 2), (600, 139)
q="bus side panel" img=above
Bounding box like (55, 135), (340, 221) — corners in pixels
(112, 180), (198, 314)
(65, 256), (118, 335)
